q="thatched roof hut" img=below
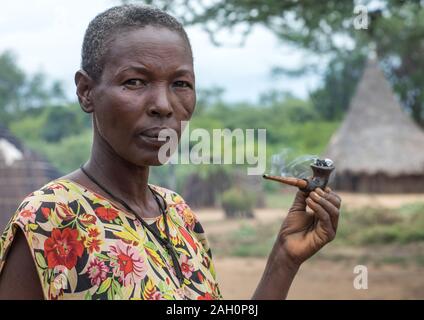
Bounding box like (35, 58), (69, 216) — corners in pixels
(325, 58), (424, 193)
(0, 124), (60, 229)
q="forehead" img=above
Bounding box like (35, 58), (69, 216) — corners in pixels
(102, 26), (193, 76)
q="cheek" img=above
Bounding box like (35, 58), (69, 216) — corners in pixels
(94, 88), (143, 137)
(175, 90), (196, 120)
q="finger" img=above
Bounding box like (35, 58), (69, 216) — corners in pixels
(289, 190), (309, 212)
(309, 191), (340, 230)
(305, 197), (335, 240)
(316, 188), (342, 209)
(324, 186), (342, 202)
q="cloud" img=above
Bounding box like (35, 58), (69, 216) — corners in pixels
(0, 0), (320, 102)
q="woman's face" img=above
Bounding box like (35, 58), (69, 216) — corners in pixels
(89, 26), (195, 166)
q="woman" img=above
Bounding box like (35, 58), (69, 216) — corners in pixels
(0, 4), (341, 300)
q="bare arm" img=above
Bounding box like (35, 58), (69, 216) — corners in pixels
(252, 244), (299, 299)
(0, 229), (44, 300)
(252, 187), (341, 299)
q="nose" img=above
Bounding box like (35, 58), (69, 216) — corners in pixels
(147, 84), (173, 118)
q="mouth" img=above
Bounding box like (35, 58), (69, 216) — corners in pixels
(137, 127), (172, 147)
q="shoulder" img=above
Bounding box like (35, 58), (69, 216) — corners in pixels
(149, 185), (213, 252)
(149, 185), (187, 205)
(1, 178), (88, 264)
(0, 178), (82, 257)
(0, 179), (82, 299)
(150, 185), (199, 230)
(9, 179), (82, 231)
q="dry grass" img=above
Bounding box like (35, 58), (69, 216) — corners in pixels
(197, 192), (424, 299)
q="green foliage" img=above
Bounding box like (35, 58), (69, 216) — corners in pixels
(310, 52), (367, 120)
(6, 86), (339, 183)
(0, 51), (25, 123)
(336, 203), (424, 245)
(9, 113), (46, 142)
(210, 222), (279, 257)
(140, 0), (424, 126)
(265, 192), (296, 209)
(41, 105), (90, 142)
(221, 187), (255, 218)
(0, 50), (67, 126)
(210, 201), (424, 257)
(10, 104), (91, 143)
(2, 53), (339, 183)
(229, 224), (276, 257)
(7, 103), (92, 174)
(24, 130), (93, 174)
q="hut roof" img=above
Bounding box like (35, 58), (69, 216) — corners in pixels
(0, 124), (59, 174)
(0, 124), (60, 229)
(325, 58), (424, 176)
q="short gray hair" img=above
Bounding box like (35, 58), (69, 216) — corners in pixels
(81, 4), (192, 81)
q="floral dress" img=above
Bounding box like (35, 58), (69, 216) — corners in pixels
(0, 179), (222, 300)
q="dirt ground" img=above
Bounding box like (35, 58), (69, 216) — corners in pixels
(214, 257), (424, 299)
(196, 193), (424, 300)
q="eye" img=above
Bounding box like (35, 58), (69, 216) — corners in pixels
(123, 79), (147, 88)
(173, 80), (192, 89)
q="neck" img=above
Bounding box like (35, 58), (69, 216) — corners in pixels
(85, 128), (151, 207)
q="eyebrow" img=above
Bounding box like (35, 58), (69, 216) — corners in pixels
(114, 65), (194, 79)
(114, 65), (152, 78)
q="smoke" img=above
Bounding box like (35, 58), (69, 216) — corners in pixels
(270, 149), (336, 185)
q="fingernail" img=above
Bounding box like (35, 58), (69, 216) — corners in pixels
(316, 188), (325, 196)
(311, 192), (320, 201)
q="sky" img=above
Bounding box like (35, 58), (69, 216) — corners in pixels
(0, 0), (322, 103)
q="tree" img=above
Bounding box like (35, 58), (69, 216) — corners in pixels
(310, 51), (367, 120)
(0, 51), (25, 124)
(133, 0), (424, 126)
(0, 51), (67, 126)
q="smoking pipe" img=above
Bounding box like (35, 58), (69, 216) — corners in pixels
(263, 158), (335, 193)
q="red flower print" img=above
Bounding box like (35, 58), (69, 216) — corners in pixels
(87, 227), (100, 238)
(41, 207), (51, 219)
(197, 292), (213, 300)
(44, 228), (84, 269)
(198, 271), (204, 283)
(79, 214), (97, 227)
(19, 208), (36, 224)
(86, 238), (102, 253)
(48, 184), (64, 190)
(87, 258), (110, 286)
(95, 207), (119, 221)
(55, 203), (75, 221)
(151, 292), (163, 300)
(179, 255), (194, 278)
(175, 204), (197, 230)
(109, 241), (147, 286)
(179, 226), (198, 253)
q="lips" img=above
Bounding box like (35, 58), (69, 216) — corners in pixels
(139, 127), (171, 138)
(137, 127), (172, 147)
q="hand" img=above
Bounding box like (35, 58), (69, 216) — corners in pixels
(277, 187), (342, 268)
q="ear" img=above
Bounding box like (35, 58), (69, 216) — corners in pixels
(75, 69), (95, 113)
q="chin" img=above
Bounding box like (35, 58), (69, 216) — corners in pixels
(131, 154), (166, 167)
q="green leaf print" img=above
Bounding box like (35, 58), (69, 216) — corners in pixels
(97, 277), (112, 294)
(35, 252), (47, 269)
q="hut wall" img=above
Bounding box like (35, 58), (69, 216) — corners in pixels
(334, 172), (424, 193)
(0, 161), (59, 230)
